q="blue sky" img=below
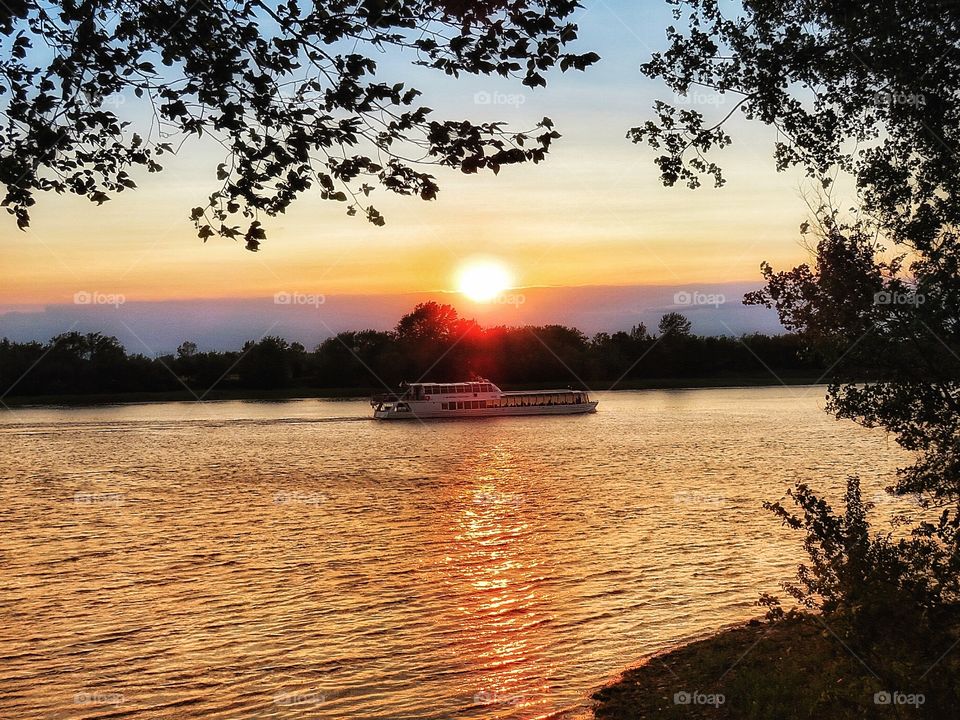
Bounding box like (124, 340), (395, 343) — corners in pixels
(1, 0), (815, 346)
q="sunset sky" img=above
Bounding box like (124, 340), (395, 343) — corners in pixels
(1, 0), (822, 342)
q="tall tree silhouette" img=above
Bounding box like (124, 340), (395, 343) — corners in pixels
(639, 0), (960, 609)
(657, 312), (691, 338)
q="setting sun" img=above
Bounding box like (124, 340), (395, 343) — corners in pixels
(456, 259), (513, 302)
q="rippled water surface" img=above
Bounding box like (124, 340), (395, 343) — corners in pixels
(0, 387), (908, 719)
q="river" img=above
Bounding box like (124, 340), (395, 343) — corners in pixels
(0, 387), (909, 719)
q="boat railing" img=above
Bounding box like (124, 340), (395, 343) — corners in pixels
(370, 392), (406, 406)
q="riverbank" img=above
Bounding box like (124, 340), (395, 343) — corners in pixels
(592, 612), (958, 718)
(1, 376), (823, 407)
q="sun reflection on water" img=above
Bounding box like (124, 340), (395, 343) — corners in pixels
(436, 446), (560, 718)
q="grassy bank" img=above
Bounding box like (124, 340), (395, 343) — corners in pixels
(592, 613), (959, 719)
(1, 376), (824, 407)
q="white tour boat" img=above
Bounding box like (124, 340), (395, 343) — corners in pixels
(370, 379), (598, 420)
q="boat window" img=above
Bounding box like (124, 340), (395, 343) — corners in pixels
(479, 400), (486, 409)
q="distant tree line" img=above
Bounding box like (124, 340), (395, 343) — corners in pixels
(0, 303), (824, 398)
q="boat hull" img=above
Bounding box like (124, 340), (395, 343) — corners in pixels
(373, 401), (598, 420)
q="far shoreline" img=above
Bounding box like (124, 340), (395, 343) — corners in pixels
(1, 376), (826, 408)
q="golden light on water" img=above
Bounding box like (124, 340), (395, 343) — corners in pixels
(456, 259), (514, 302)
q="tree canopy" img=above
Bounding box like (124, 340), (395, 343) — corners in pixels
(634, 0), (960, 250)
(637, 0), (960, 614)
(0, 307), (823, 398)
(657, 310), (692, 337)
(0, 0), (598, 248)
